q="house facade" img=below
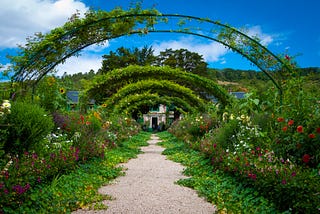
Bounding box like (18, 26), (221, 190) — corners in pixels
(142, 104), (174, 130)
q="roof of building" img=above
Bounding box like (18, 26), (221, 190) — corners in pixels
(66, 91), (79, 103)
(230, 92), (246, 99)
(66, 91), (95, 104)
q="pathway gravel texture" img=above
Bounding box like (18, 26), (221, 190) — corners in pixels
(73, 134), (217, 214)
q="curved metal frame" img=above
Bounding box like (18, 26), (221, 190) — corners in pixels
(12, 12), (291, 104)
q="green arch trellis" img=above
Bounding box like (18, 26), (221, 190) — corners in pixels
(10, 7), (293, 104)
(113, 93), (196, 115)
(104, 79), (207, 111)
(85, 65), (233, 107)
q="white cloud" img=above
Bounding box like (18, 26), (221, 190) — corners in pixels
(0, 0), (88, 48)
(152, 36), (228, 64)
(55, 53), (102, 76)
(246, 25), (273, 46)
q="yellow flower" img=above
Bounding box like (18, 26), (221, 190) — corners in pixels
(47, 77), (56, 86)
(59, 88), (66, 94)
(101, 103), (107, 108)
(102, 121), (111, 129)
(93, 111), (101, 120)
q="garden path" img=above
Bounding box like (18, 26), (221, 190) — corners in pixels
(73, 134), (217, 214)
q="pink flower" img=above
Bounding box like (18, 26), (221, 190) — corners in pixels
(282, 179), (287, 185)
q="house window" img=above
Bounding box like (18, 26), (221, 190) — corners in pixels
(150, 104), (159, 112)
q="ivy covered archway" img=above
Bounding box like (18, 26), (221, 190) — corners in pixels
(85, 65), (233, 107)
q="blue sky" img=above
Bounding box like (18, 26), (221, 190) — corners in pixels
(0, 0), (319, 77)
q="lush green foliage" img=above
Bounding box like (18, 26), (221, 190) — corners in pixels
(99, 46), (208, 76)
(34, 76), (67, 112)
(105, 79), (207, 114)
(86, 65), (232, 107)
(99, 46), (156, 73)
(3, 101), (54, 154)
(157, 132), (279, 213)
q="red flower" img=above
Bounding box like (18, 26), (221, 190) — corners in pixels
(297, 125), (303, 133)
(285, 55), (291, 61)
(282, 126), (288, 132)
(316, 127), (320, 134)
(277, 117), (284, 122)
(302, 154), (310, 163)
(308, 133), (315, 139)
(288, 120), (294, 126)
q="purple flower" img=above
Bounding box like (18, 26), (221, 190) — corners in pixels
(32, 153), (38, 159)
(12, 185), (24, 194)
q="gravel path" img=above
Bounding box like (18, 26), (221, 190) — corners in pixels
(73, 134), (217, 214)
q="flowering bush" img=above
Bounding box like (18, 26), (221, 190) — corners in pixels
(168, 85), (320, 212)
(0, 108), (142, 211)
(167, 110), (218, 145)
(272, 116), (320, 168)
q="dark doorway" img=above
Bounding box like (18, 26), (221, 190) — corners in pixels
(152, 117), (158, 130)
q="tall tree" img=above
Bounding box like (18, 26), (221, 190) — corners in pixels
(155, 48), (208, 76)
(98, 46), (156, 74)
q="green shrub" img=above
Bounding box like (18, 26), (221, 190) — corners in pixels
(4, 101), (54, 154)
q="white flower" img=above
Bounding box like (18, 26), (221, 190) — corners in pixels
(2, 102), (11, 109)
(230, 114), (235, 120)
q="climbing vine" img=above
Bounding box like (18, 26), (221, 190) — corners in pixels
(6, 5), (297, 109)
(8, 5), (293, 94)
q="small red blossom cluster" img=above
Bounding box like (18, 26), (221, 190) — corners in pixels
(277, 118), (319, 138)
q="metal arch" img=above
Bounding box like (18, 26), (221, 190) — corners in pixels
(12, 12), (290, 103)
